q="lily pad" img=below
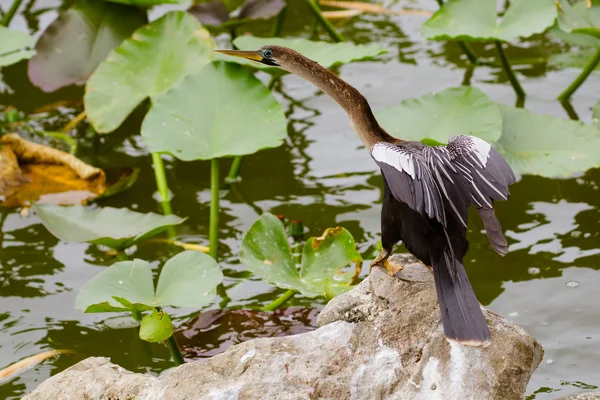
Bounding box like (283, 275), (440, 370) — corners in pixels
(33, 204), (185, 250)
(239, 213), (363, 298)
(139, 310), (173, 342)
(155, 250), (223, 308)
(375, 86), (502, 144)
(421, 0), (557, 42)
(218, 36), (387, 71)
(0, 26), (36, 67)
(497, 105), (600, 177)
(84, 11), (215, 133)
(28, 0), (147, 92)
(556, 0), (600, 39)
(549, 47), (600, 71)
(550, 23), (600, 47)
(141, 61), (287, 160)
(75, 259), (155, 311)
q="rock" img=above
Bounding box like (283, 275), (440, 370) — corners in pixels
(556, 393), (600, 400)
(23, 255), (544, 400)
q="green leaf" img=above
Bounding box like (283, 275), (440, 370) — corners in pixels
(139, 310), (173, 343)
(497, 105), (600, 177)
(141, 61), (286, 160)
(34, 204), (185, 250)
(28, 0), (147, 92)
(239, 213), (301, 291)
(299, 227), (363, 297)
(84, 11), (214, 133)
(84, 302), (130, 313)
(219, 36), (387, 71)
(0, 26), (36, 67)
(239, 213), (362, 297)
(375, 86), (502, 144)
(557, 0), (600, 39)
(550, 23), (600, 47)
(75, 259), (155, 311)
(155, 251), (223, 308)
(112, 296), (154, 311)
(549, 47), (600, 70)
(421, 0), (557, 42)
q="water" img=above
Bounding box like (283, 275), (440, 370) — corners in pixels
(1, 1), (599, 398)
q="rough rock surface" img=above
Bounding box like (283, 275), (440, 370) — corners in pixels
(557, 393), (600, 400)
(24, 255), (544, 400)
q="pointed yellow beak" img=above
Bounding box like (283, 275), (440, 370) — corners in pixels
(215, 49), (263, 62)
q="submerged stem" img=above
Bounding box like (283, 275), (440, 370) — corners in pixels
(435, 0), (478, 64)
(165, 334), (185, 366)
(225, 156), (243, 184)
(557, 47), (600, 101)
(151, 153), (173, 216)
(209, 158), (220, 261)
(494, 41), (525, 98)
(303, 0), (344, 42)
(1, 0), (23, 26)
(262, 289), (297, 312)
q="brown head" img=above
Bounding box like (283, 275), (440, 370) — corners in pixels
(216, 45), (316, 75)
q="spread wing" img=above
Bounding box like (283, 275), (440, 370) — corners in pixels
(371, 136), (515, 255)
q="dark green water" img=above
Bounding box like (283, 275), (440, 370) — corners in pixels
(1, 1), (599, 398)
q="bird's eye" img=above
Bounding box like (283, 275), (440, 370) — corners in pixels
(263, 49), (273, 59)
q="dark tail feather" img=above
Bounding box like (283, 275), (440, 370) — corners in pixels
(477, 207), (508, 256)
(433, 255), (491, 346)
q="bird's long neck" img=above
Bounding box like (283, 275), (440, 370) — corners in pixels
(285, 56), (396, 148)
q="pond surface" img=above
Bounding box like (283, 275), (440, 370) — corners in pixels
(1, 0), (599, 398)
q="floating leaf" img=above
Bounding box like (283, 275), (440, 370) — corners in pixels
(219, 36), (387, 71)
(238, 0), (286, 20)
(550, 23), (600, 47)
(139, 310), (173, 342)
(75, 259), (155, 311)
(421, 0), (557, 42)
(28, 0), (147, 92)
(155, 251), (223, 308)
(549, 47), (600, 70)
(239, 213), (362, 297)
(375, 86), (502, 144)
(189, 1), (230, 25)
(0, 26), (36, 67)
(557, 0), (600, 39)
(33, 204), (185, 250)
(497, 105), (600, 177)
(141, 61), (286, 160)
(84, 11), (215, 133)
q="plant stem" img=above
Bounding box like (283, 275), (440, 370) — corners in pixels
(165, 334), (184, 366)
(1, 0), (23, 26)
(271, 6), (287, 37)
(151, 153), (173, 216)
(209, 158), (220, 261)
(262, 289), (297, 312)
(457, 42), (478, 64)
(303, 0), (344, 42)
(225, 156), (243, 184)
(116, 251), (128, 261)
(494, 41), (525, 98)
(557, 47), (600, 101)
(61, 111), (87, 133)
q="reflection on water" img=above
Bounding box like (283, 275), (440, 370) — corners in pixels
(1, 0), (600, 399)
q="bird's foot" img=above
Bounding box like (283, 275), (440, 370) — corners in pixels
(370, 254), (404, 277)
(419, 261), (434, 272)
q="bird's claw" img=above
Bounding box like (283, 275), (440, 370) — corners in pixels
(370, 258), (404, 277)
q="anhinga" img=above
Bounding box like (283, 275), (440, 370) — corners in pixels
(217, 46), (515, 346)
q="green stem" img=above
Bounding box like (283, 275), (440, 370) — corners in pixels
(457, 42), (478, 65)
(116, 251), (128, 261)
(303, 0), (344, 42)
(209, 158), (220, 261)
(1, 0), (23, 26)
(165, 334), (185, 366)
(262, 289), (297, 312)
(151, 153), (173, 216)
(225, 156), (243, 184)
(494, 41), (525, 98)
(557, 47), (600, 101)
(271, 6), (287, 37)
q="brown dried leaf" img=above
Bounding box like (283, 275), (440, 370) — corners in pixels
(323, 9), (363, 19)
(0, 349), (73, 382)
(189, 1), (231, 26)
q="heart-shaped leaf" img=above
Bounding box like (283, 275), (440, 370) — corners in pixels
(556, 0), (600, 39)
(0, 26), (36, 67)
(28, 0), (147, 92)
(84, 11), (215, 133)
(75, 259), (155, 311)
(497, 105), (600, 177)
(139, 310), (173, 342)
(218, 36), (387, 71)
(550, 23), (600, 47)
(239, 213), (362, 298)
(375, 86), (502, 144)
(238, 0), (286, 20)
(33, 204), (185, 250)
(189, 1), (231, 25)
(141, 61), (287, 160)
(155, 250), (223, 308)
(421, 0), (557, 42)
